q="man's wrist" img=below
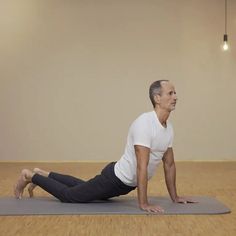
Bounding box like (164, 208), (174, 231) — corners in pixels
(139, 202), (149, 209)
(172, 195), (179, 202)
(169, 192), (178, 202)
(138, 201), (149, 208)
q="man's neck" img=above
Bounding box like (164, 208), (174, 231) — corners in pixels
(154, 108), (170, 127)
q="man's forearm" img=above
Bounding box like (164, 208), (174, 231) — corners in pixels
(137, 167), (149, 207)
(164, 162), (178, 201)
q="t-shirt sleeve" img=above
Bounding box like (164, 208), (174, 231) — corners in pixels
(131, 115), (152, 148)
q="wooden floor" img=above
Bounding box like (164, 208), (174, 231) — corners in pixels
(0, 161), (235, 236)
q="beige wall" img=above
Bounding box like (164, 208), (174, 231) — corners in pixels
(0, 0), (236, 162)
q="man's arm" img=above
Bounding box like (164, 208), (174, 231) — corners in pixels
(135, 145), (164, 213)
(162, 148), (197, 203)
(162, 147), (178, 201)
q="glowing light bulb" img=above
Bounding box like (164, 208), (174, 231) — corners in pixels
(222, 34), (229, 51)
(223, 41), (229, 51)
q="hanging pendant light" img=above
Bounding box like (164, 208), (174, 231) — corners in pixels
(223, 0), (229, 51)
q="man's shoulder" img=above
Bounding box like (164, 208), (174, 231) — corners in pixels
(136, 111), (154, 120)
(131, 111), (154, 128)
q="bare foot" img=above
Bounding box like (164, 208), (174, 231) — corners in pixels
(33, 168), (49, 177)
(14, 169), (33, 199)
(28, 183), (37, 197)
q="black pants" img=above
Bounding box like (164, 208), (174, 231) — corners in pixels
(32, 162), (136, 203)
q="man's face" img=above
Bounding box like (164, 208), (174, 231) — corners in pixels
(155, 81), (177, 112)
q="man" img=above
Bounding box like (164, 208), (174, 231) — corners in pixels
(14, 80), (195, 213)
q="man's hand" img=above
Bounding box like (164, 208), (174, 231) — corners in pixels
(174, 196), (198, 204)
(140, 203), (164, 213)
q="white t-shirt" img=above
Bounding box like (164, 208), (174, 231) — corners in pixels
(114, 111), (174, 187)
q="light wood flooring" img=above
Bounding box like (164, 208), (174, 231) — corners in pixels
(0, 161), (235, 236)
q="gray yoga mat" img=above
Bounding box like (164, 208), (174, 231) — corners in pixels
(0, 196), (231, 216)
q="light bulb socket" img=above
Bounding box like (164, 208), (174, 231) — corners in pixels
(224, 34), (228, 42)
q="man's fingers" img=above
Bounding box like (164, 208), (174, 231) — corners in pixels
(151, 206), (164, 213)
(178, 200), (187, 204)
(157, 207), (164, 213)
(186, 200), (198, 203)
(176, 198), (198, 204)
(184, 198), (198, 203)
(142, 205), (164, 213)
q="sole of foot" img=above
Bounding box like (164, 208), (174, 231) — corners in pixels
(14, 169), (31, 199)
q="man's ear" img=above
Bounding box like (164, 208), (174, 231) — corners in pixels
(154, 94), (161, 105)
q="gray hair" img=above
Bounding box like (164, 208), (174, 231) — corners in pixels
(149, 80), (169, 107)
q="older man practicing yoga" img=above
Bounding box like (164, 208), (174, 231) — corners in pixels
(14, 80), (195, 213)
